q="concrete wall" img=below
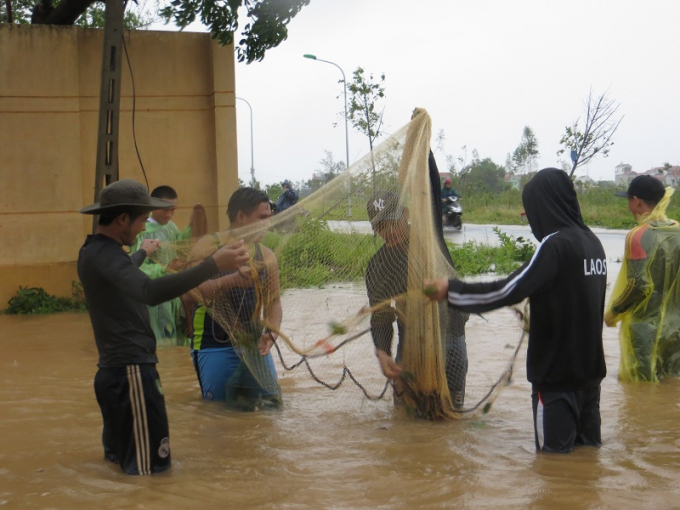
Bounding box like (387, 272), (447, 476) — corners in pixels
(0, 24), (238, 306)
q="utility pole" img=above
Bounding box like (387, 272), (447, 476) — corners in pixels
(303, 54), (352, 216)
(92, 0), (125, 232)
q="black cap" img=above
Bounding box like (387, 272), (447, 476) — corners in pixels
(367, 190), (405, 225)
(615, 175), (665, 203)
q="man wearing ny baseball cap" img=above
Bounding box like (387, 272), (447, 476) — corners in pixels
(606, 175), (680, 382)
(364, 190), (469, 410)
(78, 179), (249, 475)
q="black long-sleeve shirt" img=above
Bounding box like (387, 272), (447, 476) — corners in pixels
(78, 234), (218, 367)
(366, 240), (467, 358)
(366, 242), (408, 357)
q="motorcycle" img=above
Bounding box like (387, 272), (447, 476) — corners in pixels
(443, 196), (463, 230)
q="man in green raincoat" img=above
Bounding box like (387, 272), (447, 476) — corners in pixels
(130, 185), (193, 345)
(605, 175), (680, 382)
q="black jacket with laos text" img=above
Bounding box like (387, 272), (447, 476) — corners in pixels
(446, 168), (607, 392)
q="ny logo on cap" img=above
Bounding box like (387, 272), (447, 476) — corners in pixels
(373, 199), (386, 211)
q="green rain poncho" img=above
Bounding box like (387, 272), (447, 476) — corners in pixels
(130, 220), (189, 346)
(606, 187), (680, 382)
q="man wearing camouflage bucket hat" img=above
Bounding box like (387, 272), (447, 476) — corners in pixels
(78, 179), (249, 475)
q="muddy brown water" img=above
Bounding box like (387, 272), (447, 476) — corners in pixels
(1, 228), (679, 509)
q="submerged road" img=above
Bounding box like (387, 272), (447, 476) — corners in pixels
(328, 220), (629, 261)
(443, 223), (629, 261)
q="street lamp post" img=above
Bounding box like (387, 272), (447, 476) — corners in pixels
(303, 54), (352, 216)
(236, 96), (255, 188)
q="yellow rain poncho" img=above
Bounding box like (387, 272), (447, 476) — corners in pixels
(606, 187), (680, 382)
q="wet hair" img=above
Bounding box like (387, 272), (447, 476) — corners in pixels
(98, 208), (149, 226)
(150, 185), (178, 201)
(227, 187), (271, 223)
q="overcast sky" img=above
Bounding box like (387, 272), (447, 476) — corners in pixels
(185, 0), (680, 186)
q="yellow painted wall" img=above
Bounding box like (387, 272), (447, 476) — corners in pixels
(0, 24), (238, 306)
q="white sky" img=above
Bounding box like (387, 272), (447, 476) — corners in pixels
(162, 0), (680, 186)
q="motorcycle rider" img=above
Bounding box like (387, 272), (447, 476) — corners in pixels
(441, 178), (460, 202)
(276, 180), (298, 213)
(441, 178), (462, 229)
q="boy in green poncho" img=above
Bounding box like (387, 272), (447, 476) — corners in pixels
(130, 185), (192, 345)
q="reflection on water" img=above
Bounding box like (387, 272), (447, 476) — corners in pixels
(0, 229), (679, 509)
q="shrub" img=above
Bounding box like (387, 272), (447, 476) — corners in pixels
(5, 281), (87, 314)
(449, 227), (535, 276)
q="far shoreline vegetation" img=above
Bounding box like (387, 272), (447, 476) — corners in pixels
(306, 183), (680, 231)
(461, 183), (680, 230)
(7, 181), (678, 314)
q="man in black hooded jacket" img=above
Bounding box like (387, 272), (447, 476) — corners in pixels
(426, 168), (607, 453)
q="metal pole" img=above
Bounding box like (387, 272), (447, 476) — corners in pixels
(303, 55), (351, 216)
(92, 0), (125, 232)
(236, 97), (255, 188)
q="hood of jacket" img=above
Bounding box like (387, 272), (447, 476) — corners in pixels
(522, 168), (588, 241)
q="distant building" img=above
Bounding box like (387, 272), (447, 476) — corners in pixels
(615, 163), (636, 186)
(641, 165), (680, 187)
(615, 162), (680, 187)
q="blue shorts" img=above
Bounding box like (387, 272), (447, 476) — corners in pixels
(191, 347), (278, 401)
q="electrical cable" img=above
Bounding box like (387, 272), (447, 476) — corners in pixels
(122, 28), (149, 190)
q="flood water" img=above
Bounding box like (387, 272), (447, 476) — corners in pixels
(1, 226), (679, 509)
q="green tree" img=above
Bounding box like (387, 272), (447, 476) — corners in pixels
(161, 0), (310, 63)
(73, 0), (156, 28)
(1, 0), (33, 23)
(303, 151), (346, 194)
(347, 66), (385, 194)
(3, 0), (156, 28)
(347, 67), (385, 153)
(265, 182), (284, 203)
(20, 0), (310, 63)
(317, 150), (346, 183)
(510, 126), (539, 174)
(463, 157), (506, 194)
(558, 89), (623, 178)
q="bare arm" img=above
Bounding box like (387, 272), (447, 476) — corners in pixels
(195, 265), (253, 301)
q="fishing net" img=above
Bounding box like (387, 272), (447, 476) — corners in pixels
(157, 109), (526, 419)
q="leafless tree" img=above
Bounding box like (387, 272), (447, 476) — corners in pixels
(558, 89), (624, 178)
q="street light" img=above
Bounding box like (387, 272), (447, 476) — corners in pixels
(236, 96), (255, 187)
(303, 54), (352, 216)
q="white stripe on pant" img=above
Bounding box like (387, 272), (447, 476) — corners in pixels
(536, 392), (545, 450)
(127, 365), (150, 475)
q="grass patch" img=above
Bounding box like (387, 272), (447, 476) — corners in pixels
(268, 221), (534, 289)
(462, 188), (525, 225)
(4, 281), (86, 314)
(462, 185), (680, 230)
(264, 219), (377, 289)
